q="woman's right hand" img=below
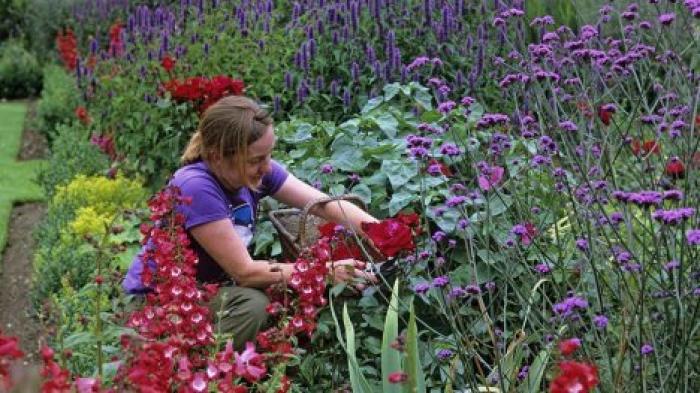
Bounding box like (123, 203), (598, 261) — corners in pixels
(326, 259), (377, 290)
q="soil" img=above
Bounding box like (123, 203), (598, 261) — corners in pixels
(0, 100), (49, 362)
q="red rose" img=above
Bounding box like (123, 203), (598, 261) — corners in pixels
(549, 361), (599, 393)
(665, 157), (685, 178)
(558, 338), (581, 356)
(597, 106), (612, 126)
(362, 218), (415, 258)
(74, 106), (91, 125)
(161, 55), (175, 72)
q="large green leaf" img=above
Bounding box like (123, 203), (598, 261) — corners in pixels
(372, 112), (399, 138)
(404, 302), (425, 393)
(382, 280), (402, 393)
(381, 160), (418, 189)
(342, 303), (375, 393)
(331, 147), (366, 172)
(388, 191), (417, 216)
(351, 183), (372, 205)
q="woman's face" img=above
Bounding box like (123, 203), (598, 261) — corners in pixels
(214, 125), (276, 190)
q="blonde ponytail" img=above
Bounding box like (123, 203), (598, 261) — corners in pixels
(181, 130), (204, 164)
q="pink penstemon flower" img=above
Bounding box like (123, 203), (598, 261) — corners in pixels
(478, 165), (505, 191)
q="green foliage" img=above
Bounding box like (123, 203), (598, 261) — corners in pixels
(32, 173), (146, 310)
(0, 39), (42, 98)
(36, 123), (110, 197)
(0, 102), (46, 260)
(35, 65), (81, 143)
(0, 0), (26, 40)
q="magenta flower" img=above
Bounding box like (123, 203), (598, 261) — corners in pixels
(234, 342), (267, 383)
(478, 166), (504, 191)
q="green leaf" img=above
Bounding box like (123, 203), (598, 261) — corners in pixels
(404, 302), (426, 393)
(382, 280), (402, 393)
(289, 148), (307, 159)
(525, 349), (550, 392)
(329, 184), (346, 196)
(372, 112), (399, 138)
(466, 103), (485, 123)
(342, 303), (375, 393)
(414, 88), (433, 111)
(362, 96), (384, 114)
(284, 122), (314, 143)
(383, 83), (401, 101)
(351, 183), (372, 205)
(340, 118), (360, 133)
(331, 148), (365, 172)
(253, 221), (276, 255)
(381, 160), (418, 189)
(389, 191), (417, 216)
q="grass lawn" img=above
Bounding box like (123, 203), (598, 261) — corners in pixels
(0, 102), (47, 261)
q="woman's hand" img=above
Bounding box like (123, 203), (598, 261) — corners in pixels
(326, 259), (377, 291)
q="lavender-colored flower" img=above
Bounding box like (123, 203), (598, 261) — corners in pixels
(664, 260), (680, 271)
(436, 349), (453, 361)
(413, 283), (430, 294)
(659, 13), (675, 25)
(321, 164), (333, 174)
(553, 294), (588, 317)
(449, 286), (467, 298)
(438, 101), (456, 114)
(686, 229), (700, 245)
(433, 275), (450, 288)
(446, 196), (466, 207)
(485, 281), (496, 291)
(457, 219), (470, 230)
(432, 231), (447, 242)
(575, 238), (589, 251)
(517, 365), (529, 381)
(559, 120), (578, 132)
(652, 208), (695, 225)
(465, 284), (481, 294)
(535, 263), (551, 274)
(593, 315), (609, 329)
(641, 344), (654, 355)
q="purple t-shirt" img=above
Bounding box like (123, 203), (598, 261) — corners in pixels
(122, 159), (289, 294)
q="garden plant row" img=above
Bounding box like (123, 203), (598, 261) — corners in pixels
(1, 0), (700, 392)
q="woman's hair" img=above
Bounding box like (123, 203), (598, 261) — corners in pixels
(181, 96), (273, 180)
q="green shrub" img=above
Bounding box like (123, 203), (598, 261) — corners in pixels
(0, 0), (26, 40)
(36, 65), (80, 143)
(37, 123), (110, 197)
(0, 39), (42, 98)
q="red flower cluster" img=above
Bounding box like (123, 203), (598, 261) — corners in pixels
(361, 213), (419, 258)
(0, 330), (24, 391)
(161, 54), (176, 73)
(56, 28), (79, 71)
(40, 346), (74, 392)
(558, 338), (581, 356)
(549, 361), (599, 393)
(317, 222), (364, 260)
(75, 106), (91, 125)
(90, 133), (117, 160)
(162, 75), (245, 113)
(108, 22), (124, 57)
(630, 139), (661, 156)
(665, 157), (685, 178)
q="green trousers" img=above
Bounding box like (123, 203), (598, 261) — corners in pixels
(209, 286), (270, 351)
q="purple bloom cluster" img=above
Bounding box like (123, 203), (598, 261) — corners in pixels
(612, 190), (664, 207)
(687, 229), (700, 245)
(476, 113), (510, 129)
(405, 134), (433, 158)
(553, 294), (589, 318)
(652, 208), (695, 225)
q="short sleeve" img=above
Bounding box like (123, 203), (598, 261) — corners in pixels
(259, 160), (289, 197)
(173, 175), (230, 229)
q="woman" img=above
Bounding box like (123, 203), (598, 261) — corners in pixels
(123, 96), (377, 349)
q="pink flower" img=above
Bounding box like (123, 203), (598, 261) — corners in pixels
(388, 371), (408, 383)
(75, 377), (100, 393)
(234, 342), (267, 383)
(478, 166), (504, 191)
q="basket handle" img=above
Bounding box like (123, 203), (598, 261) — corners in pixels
(297, 194), (367, 248)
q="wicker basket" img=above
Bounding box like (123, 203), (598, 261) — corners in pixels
(268, 195), (380, 261)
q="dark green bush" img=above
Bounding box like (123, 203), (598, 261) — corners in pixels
(37, 123), (110, 197)
(0, 39), (42, 98)
(35, 65), (80, 143)
(0, 0), (26, 40)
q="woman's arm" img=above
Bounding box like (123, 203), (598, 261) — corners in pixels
(272, 173), (379, 234)
(190, 218), (374, 288)
(190, 218), (294, 288)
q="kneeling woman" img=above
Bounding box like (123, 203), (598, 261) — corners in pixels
(123, 96), (377, 349)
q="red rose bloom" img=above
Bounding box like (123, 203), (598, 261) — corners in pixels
(549, 361), (599, 393)
(161, 55), (175, 72)
(665, 157), (685, 178)
(362, 218), (415, 258)
(597, 106), (613, 126)
(558, 338), (581, 356)
(74, 106), (91, 125)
